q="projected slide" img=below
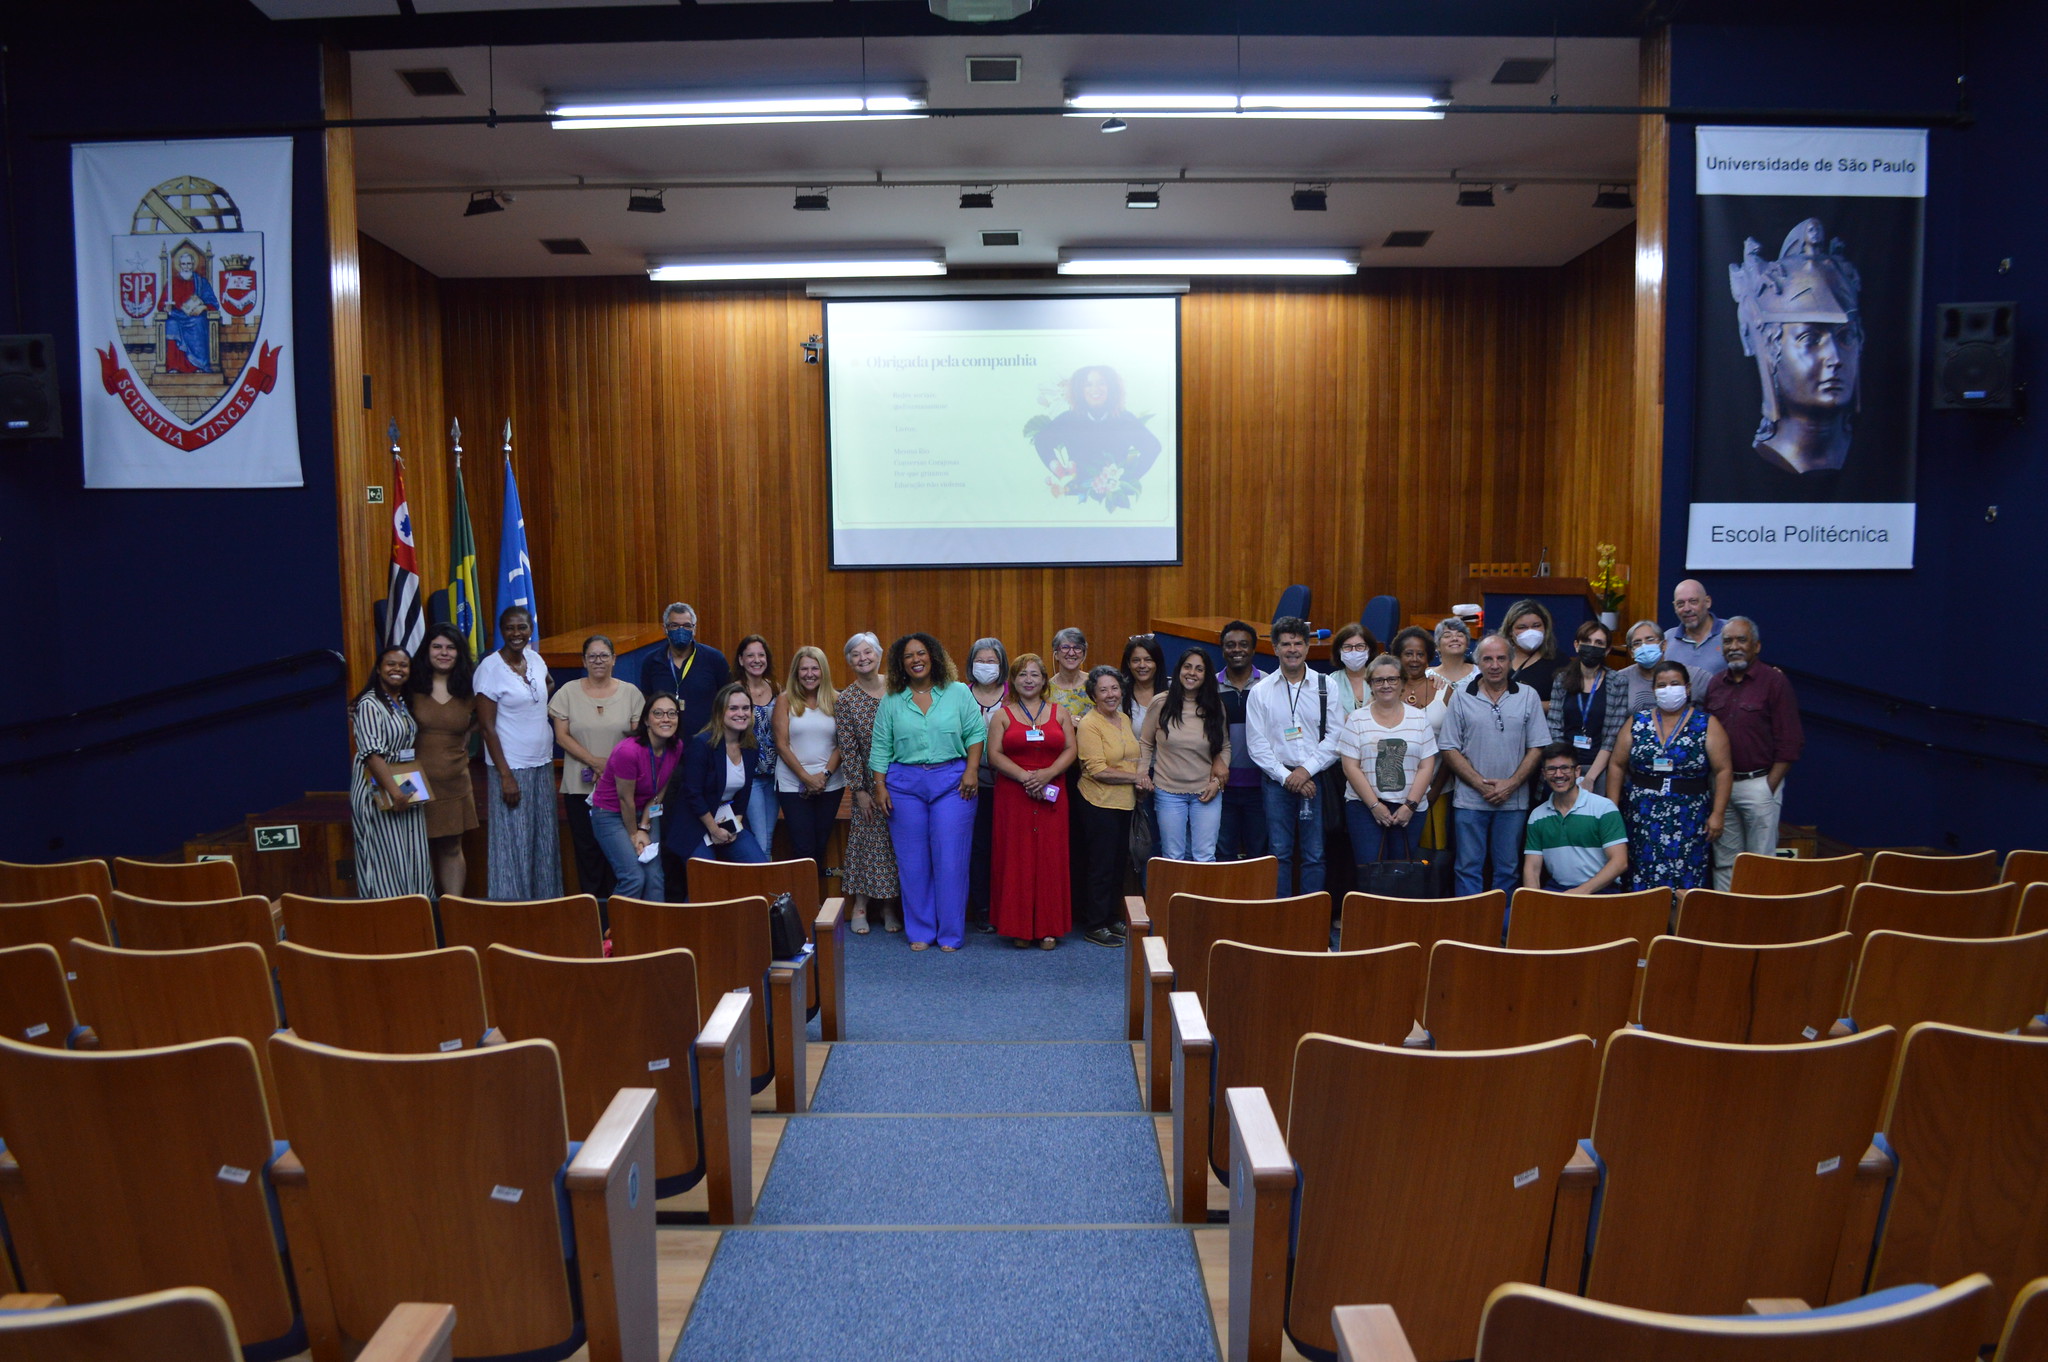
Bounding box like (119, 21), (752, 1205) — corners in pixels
(826, 296), (1180, 567)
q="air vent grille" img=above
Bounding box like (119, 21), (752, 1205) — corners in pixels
(1491, 58), (1553, 85)
(399, 68), (463, 97)
(980, 230), (1021, 247)
(967, 56), (1021, 83)
(540, 238), (591, 256)
(1381, 231), (1433, 249)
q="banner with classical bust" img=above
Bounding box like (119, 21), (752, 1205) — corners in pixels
(1687, 125), (1923, 570)
(72, 137), (301, 488)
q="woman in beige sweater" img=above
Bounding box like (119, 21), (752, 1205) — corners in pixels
(1137, 649), (1233, 862)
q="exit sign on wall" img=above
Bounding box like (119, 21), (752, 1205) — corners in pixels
(253, 825), (301, 852)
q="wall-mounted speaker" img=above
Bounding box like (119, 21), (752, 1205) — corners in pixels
(1932, 302), (2016, 410)
(0, 334), (63, 439)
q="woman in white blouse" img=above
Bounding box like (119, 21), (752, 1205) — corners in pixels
(1336, 653), (1440, 867)
(772, 645), (845, 883)
(473, 605), (563, 900)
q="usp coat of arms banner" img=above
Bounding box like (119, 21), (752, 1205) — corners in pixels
(73, 137), (302, 488)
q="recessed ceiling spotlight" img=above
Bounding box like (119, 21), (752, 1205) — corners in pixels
(959, 187), (996, 210)
(1593, 183), (1635, 210)
(1125, 185), (1161, 209)
(793, 188), (831, 212)
(1456, 184), (1496, 208)
(627, 188), (665, 215)
(1291, 184), (1329, 212)
(1099, 117), (1128, 134)
(463, 191), (504, 217)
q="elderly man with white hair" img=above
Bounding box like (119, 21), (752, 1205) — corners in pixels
(1702, 615), (1803, 887)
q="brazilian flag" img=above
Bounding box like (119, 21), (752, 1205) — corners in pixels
(449, 463), (484, 664)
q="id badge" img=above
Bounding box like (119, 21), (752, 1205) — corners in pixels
(1572, 734), (1592, 751)
(647, 802), (664, 820)
(1025, 728), (1045, 742)
(1652, 756), (1674, 774)
(396, 747), (416, 762)
(1282, 725), (1304, 742)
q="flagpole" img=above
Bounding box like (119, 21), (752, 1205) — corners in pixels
(451, 416), (463, 469)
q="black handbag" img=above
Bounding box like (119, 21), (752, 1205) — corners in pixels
(767, 891), (808, 961)
(1356, 824), (1433, 900)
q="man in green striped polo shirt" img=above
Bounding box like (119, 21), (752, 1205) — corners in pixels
(1522, 744), (1629, 893)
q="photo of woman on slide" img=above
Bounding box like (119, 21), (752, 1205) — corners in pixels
(1027, 365), (1162, 512)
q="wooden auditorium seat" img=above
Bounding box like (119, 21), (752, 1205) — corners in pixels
(1729, 851), (1865, 897)
(1639, 934), (1855, 1045)
(1867, 848), (2000, 891)
(439, 893), (604, 959)
(2005, 850), (2048, 887)
(1139, 891), (1329, 1110)
(1420, 939), (1637, 1052)
(279, 892), (438, 955)
(1825, 1025), (2048, 1347)
(108, 891), (278, 962)
(1837, 930), (2048, 1035)
(2002, 1279), (2048, 1362)
(0, 859), (111, 915)
(1338, 888), (1504, 953)
(1124, 856), (1278, 1039)
(1676, 886), (1848, 945)
(65, 940), (285, 1126)
(275, 942), (492, 1055)
(0, 896), (108, 951)
(0, 1036), (301, 1356)
(689, 857), (843, 1038)
(0, 1288), (455, 1362)
(268, 1033), (657, 1362)
(1843, 882), (2021, 948)
(1225, 1034), (1598, 1362)
(484, 944), (755, 1224)
(2019, 882), (2048, 937)
(1167, 940), (1421, 1223)
(0, 944), (79, 1049)
(110, 856), (240, 902)
(1505, 886), (1673, 952)
(1576, 1026), (1898, 1315)
(1328, 1275), (1995, 1362)
(609, 894), (803, 1111)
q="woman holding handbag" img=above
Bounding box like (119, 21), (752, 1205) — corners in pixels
(1337, 654), (1440, 879)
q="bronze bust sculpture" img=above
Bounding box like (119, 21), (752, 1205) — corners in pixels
(1728, 218), (1864, 475)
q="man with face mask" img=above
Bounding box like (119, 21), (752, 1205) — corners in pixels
(1702, 616), (1802, 888)
(638, 601), (731, 738)
(1620, 620), (1706, 720)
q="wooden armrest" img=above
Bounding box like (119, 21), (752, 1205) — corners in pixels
(269, 1147), (306, 1186)
(479, 1028), (506, 1047)
(270, 1145), (340, 1358)
(1123, 895), (1150, 933)
(356, 1303), (457, 1362)
(1331, 1305), (1420, 1362)
(1401, 1021), (1431, 1049)
(1744, 1298), (1811, 1315)
(566, 1087), (658, 1191)
(0, 1293), (64, 1309)
(1143, 932), (1173, 982)
(1169, 991), (1212, 1224)
(768, 962), (808, 1113)
(1142, 934), (1175, 1111)
(814, 897), (847, 1042)
(70, 1027), (99, 1050)
(1226, 1086), (1297, 1362)
(2025, 1015), (2048, 1038)
(1544, 1144), (1599, 1293)
(696, 989), (754, 1226)
(567, 1087), (659, 1362)
(815, 896), (845, 932)
(1827, 1019), (1853, 1039)
(1824, 1139), (1895, 1304)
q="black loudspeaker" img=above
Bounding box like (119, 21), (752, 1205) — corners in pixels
(1932, 302), (2016, 410)
(0, 335), (63, 439)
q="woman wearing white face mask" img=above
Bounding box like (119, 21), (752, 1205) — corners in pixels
(1607, 659), (1732, 892)
(1501, 599), (1559, 711)
(1620, 619), (1705, 717)
(1328, 623), (1382, 719)
(965, 638), (1009, 934)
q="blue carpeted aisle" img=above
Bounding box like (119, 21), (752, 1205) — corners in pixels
(676, 933), (1220, 1361)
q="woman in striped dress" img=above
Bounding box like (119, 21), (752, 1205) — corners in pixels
(833, 631), (899, 934)
(351, 645), (433, 898)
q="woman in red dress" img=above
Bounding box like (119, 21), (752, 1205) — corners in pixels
(987, 652), (1078, 947)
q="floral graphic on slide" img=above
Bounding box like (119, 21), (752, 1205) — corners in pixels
(1023, 364), (1161, 512)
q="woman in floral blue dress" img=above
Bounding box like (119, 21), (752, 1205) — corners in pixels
(1607, 659), (1732, 892)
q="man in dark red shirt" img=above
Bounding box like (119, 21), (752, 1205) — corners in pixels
(1704, 615), (1803, 888)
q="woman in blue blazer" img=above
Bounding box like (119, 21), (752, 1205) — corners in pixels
(663, 682), (770, 882)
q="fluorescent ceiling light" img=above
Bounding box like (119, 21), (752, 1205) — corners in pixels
(1058, 250), (1357, 277)
(649, 253), (947, 282)
(1064, 90), (1444, 120)
(551, 90), (925, 129)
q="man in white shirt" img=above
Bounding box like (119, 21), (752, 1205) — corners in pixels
(1243, 616), (1341, 897)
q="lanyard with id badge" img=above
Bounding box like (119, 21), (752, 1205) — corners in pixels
(1572, 675), (1602, 753)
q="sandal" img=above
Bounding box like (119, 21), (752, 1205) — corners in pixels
(938, 945), (957, 953)
(884, 903), (904, 933)
(849, 908), (870, 935)
(1010, 937), (1032, 949)
(909, 941), (928, 951)
(1040, 936), (1058, 950)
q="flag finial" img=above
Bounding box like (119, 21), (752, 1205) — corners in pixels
(451, 417), (463, 467)
(502, 417), (513, 453)
(387, 418), (400, 452)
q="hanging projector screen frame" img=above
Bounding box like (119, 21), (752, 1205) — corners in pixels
(822, 293), (1184, 570)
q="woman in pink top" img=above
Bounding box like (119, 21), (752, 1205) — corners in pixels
(590, 694), (683, 903)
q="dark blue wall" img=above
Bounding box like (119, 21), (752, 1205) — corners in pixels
(0, 1), (348, 860)
(1664, 11), (2047, 852)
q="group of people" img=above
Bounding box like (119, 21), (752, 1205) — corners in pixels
(346, 577), (1803, 944)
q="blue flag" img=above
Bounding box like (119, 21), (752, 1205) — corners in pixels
(494, 454), (537, 647)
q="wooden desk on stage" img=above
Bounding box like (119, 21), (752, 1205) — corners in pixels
(536, 622), (667, 671)
(1463, 577), (1600, 641)
(1150, 616), (1333, 672)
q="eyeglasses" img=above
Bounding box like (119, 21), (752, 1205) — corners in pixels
(1369, 676), (1402, 686)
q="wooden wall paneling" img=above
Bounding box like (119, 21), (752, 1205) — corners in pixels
(1546, 228), (1643, 599)
(357, 235), (448, 642)
(325, 46), (373, 692)
(1631, 26), (1672, 605)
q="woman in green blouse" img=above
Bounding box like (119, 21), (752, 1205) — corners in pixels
(869, 632), (988, 951)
